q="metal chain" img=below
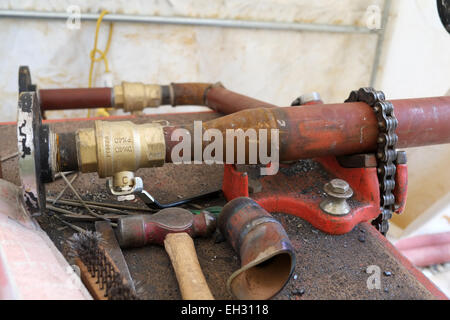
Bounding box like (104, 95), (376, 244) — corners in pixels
(345, 87), (398, 235)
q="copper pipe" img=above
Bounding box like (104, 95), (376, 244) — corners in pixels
(164, 96), (450, 163)
(205, 85), (277, 113)
(218, 197), (295, 299)
(39, 88), (112, 111)
(170, 83), (277, 113)
(170, 83), (211, 106)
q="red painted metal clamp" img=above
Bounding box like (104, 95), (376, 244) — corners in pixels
(222, 155), (408, 235)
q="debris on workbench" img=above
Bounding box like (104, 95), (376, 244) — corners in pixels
(59, 172), (108, 221)
(53, 214), (87, 233)
(358, 234), (366, 243)
(292, 288), (305, 296)
(46, 204), (118, 227)
(214, 231), (225, 243)
(187, 203), (203, 210)
(48, 197), (137, 215)
(52, 173), (79, 204)
(52, 197), (156, 212)
(0, 151), (18, 162)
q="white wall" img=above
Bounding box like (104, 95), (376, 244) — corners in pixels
(0, 0), (382, 120)
(376, 0), (450, 231)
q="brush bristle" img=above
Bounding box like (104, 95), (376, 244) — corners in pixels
(67, 231), (138, 300)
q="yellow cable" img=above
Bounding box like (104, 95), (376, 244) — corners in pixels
(88, 10), (113, 117)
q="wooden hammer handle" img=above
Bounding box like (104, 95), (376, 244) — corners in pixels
(164, 232), (214, 300)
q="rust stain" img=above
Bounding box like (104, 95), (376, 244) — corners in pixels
(181, 33), (197, 46)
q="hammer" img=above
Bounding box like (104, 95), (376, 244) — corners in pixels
(116, 207), (216, 300)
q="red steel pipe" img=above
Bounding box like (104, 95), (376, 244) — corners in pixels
(205, 85), (277, 113)
(166, 83), (276, 112)
(392, 97), (450, 148)
(164, 96), (450, 162)
(170, 83), (211, 106)
(39, 88), (112, 111)
(168, 83), (277, 113)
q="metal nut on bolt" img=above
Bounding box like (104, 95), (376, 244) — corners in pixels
(329, 179), (350, 194)
(320, 179), (353, 216)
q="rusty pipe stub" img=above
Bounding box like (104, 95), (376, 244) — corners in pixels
(218, 197), (296, 300)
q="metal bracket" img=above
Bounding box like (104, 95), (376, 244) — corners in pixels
(17, 91), (46, 215)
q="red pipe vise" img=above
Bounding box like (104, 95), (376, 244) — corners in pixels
(222, 154), (407, 235)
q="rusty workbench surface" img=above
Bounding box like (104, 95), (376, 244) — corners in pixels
(0, 112), (443, 300)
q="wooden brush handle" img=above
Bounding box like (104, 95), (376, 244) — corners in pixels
(164, 232), (214, 300)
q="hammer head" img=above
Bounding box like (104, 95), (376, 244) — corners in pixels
(116, 207), (216, 248)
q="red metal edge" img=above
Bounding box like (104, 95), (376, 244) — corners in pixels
(394, 164), (408, 214)
(222, 164), (249, 200)
(0, 110), (216, 126)
(363, 222), (448, 300)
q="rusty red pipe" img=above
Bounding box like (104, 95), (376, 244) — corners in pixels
(164, 96), (450, 163)
(204, 85), (277, 113)
(150, 82), (276, 112)
(39, 88), (113, 111)
(218, 197), (295, 300)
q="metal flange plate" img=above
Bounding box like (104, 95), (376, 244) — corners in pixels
(17, 91), (45, 215)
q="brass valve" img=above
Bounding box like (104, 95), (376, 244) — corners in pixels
(75, 120), (166, 191)
(113, 82), (162, 112)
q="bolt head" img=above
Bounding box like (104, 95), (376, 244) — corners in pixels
(329, 179), (349, 193)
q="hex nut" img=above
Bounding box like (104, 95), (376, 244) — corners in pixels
(329, 179), (349, 194)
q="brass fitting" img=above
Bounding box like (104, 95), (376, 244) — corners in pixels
(76, 120), (166, 189)
(76, 128), (97, 173)
(113, 82), (162, 112)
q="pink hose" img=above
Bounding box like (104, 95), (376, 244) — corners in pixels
(395, 232), (450, 267)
